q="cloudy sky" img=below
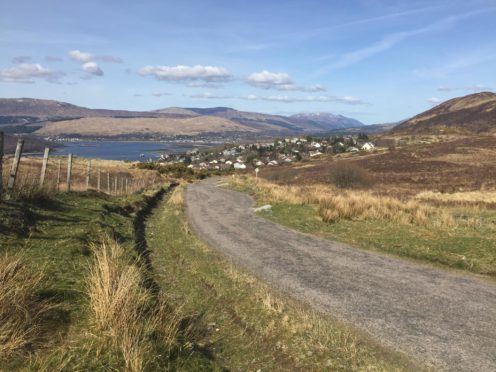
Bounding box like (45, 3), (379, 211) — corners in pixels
(1, 0), (495, 124)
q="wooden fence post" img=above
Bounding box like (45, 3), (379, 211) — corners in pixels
(107, 172), (110, 194)
(125, 178), (128, 194)
(114, 176), (118, 194)
(7, 139), (24, 197)
(97, 168), (101, 192)
(39, 147), (50, 187)
(56, 159), (61, 191)
(0, 131), (3, 199)
(86, 160), (91, 190)
(66, 153), (73, 192)
(120, 177), (124, 194)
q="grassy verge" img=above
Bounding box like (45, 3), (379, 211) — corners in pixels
(226, 176), (496, 276)
(146, 185), (417, 370)
(0, 189), (166, 370)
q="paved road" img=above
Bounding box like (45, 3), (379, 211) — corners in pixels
(185, 178), (496, 371)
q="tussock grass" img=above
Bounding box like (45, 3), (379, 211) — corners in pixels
(167, 183), (185, 207)
(415, 190), (496, 204)
(87, 239), (153, 371)
(318, 191), (456, 228)
(87, 238), (181, 372)
(230, 176), (456, 228)
(0, 254), (52, 359)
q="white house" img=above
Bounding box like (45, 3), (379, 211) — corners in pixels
(361, 142), (375, 151)
(233, 163), (246, 170)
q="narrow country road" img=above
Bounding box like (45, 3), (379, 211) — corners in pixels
(185, 178), (496, 371)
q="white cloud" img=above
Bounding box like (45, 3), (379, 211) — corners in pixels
(437, 84), (493, 92)
(98, 55), (123, 63)
(82, 61), (103, 76)
(426, 97), (442, 105)
(190, 92), (234, 99)
(246, 70), (326, 92)
(187, 82), (224, 89)
(68, 50), (122, 77)
(321, 10), (493, 72)
(0, 63), (64, 83)
(414, 51), (496, 79)
(246, 70), (293, 88)
(69, 50), (93, 63)
(239, 94), (366, 104)
(139, 65), (232, 82)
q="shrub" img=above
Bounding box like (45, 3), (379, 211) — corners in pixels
(328, 163), (374, 189)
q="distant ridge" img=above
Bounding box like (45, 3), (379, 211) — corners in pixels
(290, 112), (364, 130)
(392, 92), (496, 134)
(0, 97), (367, 138)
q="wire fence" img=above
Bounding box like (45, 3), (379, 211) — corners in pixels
(0, 135), (163, 200)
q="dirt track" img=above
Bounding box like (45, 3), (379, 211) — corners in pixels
(185, 178), (496, 371)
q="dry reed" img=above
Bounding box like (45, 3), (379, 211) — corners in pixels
(0, 254), (51, 358)
(230, 176), (456, 228)
(86, 238), (181, 371)
(167, 184), (185, 207)
(415, 190), (496, 204)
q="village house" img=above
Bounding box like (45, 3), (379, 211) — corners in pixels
(361, 142), (375, 151)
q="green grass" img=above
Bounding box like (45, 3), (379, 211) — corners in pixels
(0, 190), (155, 370)
(225, 177), (496, 276)
(259, 203), (496, 276)
(146, 191), (417, 370)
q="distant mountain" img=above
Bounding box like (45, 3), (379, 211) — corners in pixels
(392, 92), (496, 134)
(0, 98), (366, 138)
(290, 112), (364, 130)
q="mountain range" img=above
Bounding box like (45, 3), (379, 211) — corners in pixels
(0, 98), (365, 139)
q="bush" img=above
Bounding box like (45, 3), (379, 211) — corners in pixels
(328, 163), (374, 189)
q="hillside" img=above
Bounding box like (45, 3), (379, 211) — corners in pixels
(393, 92), (496, 134)
(0, 98), (158, 119)
(290, 112), (364, 130)
(36, 116), (260, 137)
(0, 98), (366, 138)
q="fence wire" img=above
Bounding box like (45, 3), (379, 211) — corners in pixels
(1, 147), (161, 200)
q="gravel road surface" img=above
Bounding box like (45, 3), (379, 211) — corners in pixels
(185, 178), (496, 371)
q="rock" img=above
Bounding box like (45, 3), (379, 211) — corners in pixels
(252, 204), (272, 212)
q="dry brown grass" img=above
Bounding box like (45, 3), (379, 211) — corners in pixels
(0, 254), (52, 359)
(317, 191), (455, 228)
(167, 183), (185, 207)
(36, 116), (258, 137)
(415, 190), (496, 204)
(87, 238), (181, 371)
(230, 176), (456, 228)
(1, 156), (164, 199)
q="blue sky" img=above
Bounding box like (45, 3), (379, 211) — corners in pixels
(1, 0), (495, 124)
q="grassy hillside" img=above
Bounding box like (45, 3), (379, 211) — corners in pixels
(392, 92), (496, 134)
